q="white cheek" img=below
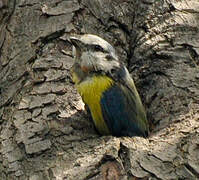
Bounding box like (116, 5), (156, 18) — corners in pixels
(81, 52), (93, 68)
(81, 52), (109, 72)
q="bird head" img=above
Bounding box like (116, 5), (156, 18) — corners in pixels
(70, 34), (118, 61)
(70, 34), (120, 84)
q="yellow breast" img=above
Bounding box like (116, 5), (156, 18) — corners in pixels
(76, 75), (114, 135)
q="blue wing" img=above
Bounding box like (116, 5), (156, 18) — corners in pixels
(100, 84), (148, 137)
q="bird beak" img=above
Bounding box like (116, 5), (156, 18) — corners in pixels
(70, 36), (82, 48)
(70, 36), (83, 59)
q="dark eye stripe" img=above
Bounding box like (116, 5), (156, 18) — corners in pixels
(89, 44), (105, 52)
(85, 43), (110, 54)
(93, 45), (104, 52)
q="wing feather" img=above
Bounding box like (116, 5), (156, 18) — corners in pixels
(100, 83), (148, 137)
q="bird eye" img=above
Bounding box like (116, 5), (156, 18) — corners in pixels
(94, 45), (103, 52)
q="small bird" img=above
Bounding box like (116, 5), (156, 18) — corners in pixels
(70, 34), (149, 137)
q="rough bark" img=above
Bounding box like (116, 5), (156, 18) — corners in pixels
(0, 0), (199, 179)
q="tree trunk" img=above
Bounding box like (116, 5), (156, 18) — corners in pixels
(0, 0), (199, 179)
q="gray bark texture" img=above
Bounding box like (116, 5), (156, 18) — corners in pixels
(0, 0), (199, 179)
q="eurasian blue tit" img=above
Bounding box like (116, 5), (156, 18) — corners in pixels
(70, 34), (149, 137)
